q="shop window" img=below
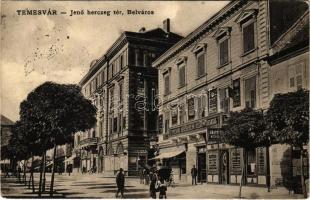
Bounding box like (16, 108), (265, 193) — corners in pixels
(247, 149), (256, 176)
(187, 98), (195, 121)
(243, 22), (255, 53)
(244, 76), (256, 108)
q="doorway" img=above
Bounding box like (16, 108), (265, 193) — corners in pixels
(220, 150), (229, 184)
(197, 152), (207, 183)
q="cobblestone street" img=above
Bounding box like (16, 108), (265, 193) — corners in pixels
(1, 173), (304, 199)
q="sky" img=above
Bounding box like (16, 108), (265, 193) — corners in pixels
(0, 1), (229, 122)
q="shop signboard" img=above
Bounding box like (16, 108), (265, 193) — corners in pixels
(208, 129), (220, 142)
(208, 152), (218, 175)
(256, 147), (266, 175)
(230, 148), (242, 175)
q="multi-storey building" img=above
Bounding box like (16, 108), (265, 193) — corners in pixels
(73, 19), (183, 175)
(153, 0), (308, 187)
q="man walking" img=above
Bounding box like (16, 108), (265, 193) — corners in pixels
(115, 168), (125, 198)
(191, 165), (198, 185)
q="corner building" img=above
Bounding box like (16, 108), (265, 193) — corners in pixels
(153, 0), (308, 187)
(73, 20), (183, 175)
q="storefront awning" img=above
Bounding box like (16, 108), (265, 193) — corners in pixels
(150, 149), (185, 160)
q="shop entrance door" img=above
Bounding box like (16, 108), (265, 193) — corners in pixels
(197, 153), (207, 183)
(220, 150), (229, 184)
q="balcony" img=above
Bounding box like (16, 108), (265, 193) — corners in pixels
(78, 137), (99, 149)
(165, 113), (228, 139)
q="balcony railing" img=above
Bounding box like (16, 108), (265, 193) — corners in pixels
(78, 137), (98, 147)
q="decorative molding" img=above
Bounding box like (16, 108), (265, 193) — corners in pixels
(174, 56), (188, 65)
(212, 27), (232, 39)
(192, 42), (207, 53)
(235, 9), (258, 24)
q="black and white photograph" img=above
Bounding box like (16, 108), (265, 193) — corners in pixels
(0, 0), (309, 199)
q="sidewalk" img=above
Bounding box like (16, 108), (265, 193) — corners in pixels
(1, 173), (305, 199)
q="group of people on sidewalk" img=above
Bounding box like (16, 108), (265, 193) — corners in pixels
(115, 167), (168, 199)
(114, 165), (199, 199)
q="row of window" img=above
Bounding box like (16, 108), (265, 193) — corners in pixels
(164, 19), (256, 95)
(109, 114), (126, 135)
(162, 76), (257, 132)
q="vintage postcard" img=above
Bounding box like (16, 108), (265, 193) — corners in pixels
(1, 0), (309, 199)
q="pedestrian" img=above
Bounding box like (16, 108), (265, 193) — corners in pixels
(158, 177), (167, 199)
(115, 168), (125, 198)
(144, 169), (150, 185)
(149, 172), (157, 199)
(139, 168), (144, 184)
(17, 166), (22, 182)
(4, 165), (9, 178)
(191, 165), (198, 185)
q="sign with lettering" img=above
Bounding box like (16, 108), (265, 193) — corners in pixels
(257, 147), (266, 175)
(230, 148), (242, 175)
(209, 89), (218, 113)
(208, 129), (220, 141)
(158, 115), (163, 133)
(168, 115), (223, 138)
(208, 152), (218, 174)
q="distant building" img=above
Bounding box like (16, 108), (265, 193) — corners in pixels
(73, 19), (183, 175)
(267, 10), (309, 186)
(1, 115), (15, 170)
(153, 0), (308, 187)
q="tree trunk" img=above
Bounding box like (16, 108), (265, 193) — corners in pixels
(239, 149), (247, 198)
(266, 146), (271, 192)
(300, 147), (307, 198)
(38, 152), (45, 197)
(50, 142), (57, 197)
(23, 160), (27, 185)
(42, 151), (47, 192)
(28, 155), (35, 193)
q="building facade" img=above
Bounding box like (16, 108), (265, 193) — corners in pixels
(153, 0), (308, 187)
(73, 20), (183, 175)
(0, 115), (15, 170)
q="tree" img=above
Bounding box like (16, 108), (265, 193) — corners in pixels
(221, 107), (269, 198)
(10, 120), (41, 193)
(266, 89), (309, 197)
(19, 82), (97, 197)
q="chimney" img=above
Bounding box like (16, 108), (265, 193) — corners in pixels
(163, 18), (170, 33)
(139, 27), (146, 33)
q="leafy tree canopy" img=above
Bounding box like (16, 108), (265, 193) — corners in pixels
(7, 120), (31, 161)
(19, 82), (97, 148)
(222, 107), (269, 150)
(266, 89), (309, 147)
